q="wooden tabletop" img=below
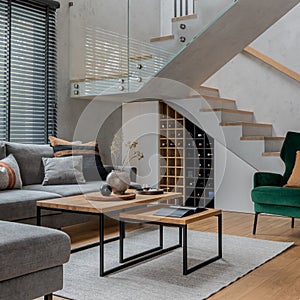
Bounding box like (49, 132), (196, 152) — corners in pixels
(120, 205), (222, 225)
(36, 191), (182, 214)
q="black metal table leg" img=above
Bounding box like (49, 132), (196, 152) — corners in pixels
(37, 206), (41, 226)
(182, 225), (188, 275)
(119, 223), (164, 264)
(179, 226), (182, 247)
(182, 213), (222, 275)
(99, 219), (181, 276)
(99, 213), (105, 277)
(159, 225), (164, 247)
(218, 213), (222, 258)
(119, 220), (125, 263)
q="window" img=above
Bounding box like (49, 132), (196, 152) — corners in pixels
(0, 0), (59, 144)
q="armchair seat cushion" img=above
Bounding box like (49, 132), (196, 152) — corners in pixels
(252, 186), (300, 207)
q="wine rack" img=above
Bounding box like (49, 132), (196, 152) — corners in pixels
(159, 102), (185, 205)
(159, 102), (214, 208)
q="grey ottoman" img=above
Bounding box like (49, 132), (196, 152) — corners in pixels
(0, 221), (70, 300)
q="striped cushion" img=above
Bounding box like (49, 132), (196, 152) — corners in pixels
(0, 154), (22, 190)
(49, 136), (108, 181)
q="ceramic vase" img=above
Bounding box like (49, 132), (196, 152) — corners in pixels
(106, 170), (130, 194)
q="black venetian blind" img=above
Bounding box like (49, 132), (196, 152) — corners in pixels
(0, 0), (59, 144)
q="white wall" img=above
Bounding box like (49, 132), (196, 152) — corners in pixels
(205, 4), (300, 137)
(215, 140), (255, 213)
(122, 102), (160, 186)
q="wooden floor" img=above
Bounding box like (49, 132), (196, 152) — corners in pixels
(41, 212), (300, 300)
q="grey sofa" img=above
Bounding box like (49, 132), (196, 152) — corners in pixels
(0, 141), (137, 300)
(0, 141), (137, 228)
(0, 220), (70, 300)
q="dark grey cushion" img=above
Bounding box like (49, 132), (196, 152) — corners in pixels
(42, 156), (86, 185)
(0, 189), (61, 221)
(0, 141), (5, 159)
(0, 221), (70, 282)
(23, 181), (104, 197)
(5, 142), (53, 185)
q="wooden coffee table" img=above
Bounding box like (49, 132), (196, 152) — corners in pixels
(36, 190), (182, 276)
(119, 205), (222, 275)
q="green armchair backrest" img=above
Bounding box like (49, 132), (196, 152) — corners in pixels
(280, 131), (300, 183)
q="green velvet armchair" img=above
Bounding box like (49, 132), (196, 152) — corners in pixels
(251, 131), (300, 234)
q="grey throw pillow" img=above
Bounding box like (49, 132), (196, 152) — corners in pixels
(42, 156), (86, 185)
(0, 154), (22, 190)
(6, 142), (54, 185)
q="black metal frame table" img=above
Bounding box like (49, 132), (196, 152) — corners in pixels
(36, 192), (182, 277)
(119, 206), (222, 275)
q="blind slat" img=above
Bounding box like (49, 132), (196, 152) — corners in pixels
(0, 0), (57, 143)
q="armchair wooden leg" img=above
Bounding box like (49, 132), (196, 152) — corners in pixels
(44, 294), (53, 300)
(253, 213), (259, 235)
(291, 217), (295, 228)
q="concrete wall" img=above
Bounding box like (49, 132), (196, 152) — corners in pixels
(56, 1), (123, 163)
(57, 0), (161, 163)
(69, 0), (161, 80)
(205, 3), (300, 137)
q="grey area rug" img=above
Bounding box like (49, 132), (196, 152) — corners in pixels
(56, 227), (293, 300)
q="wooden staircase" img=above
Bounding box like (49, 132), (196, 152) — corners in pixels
(197, 86), (284, 156)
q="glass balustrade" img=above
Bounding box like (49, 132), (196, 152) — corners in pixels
(69, 0), (236, 98)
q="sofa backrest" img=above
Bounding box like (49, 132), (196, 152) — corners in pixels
(5, 142), (54, 185)
(0, 141), (5, 160)
(280, 131), (300, 183)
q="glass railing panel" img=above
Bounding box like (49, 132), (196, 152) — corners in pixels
(69, 0), (237, 98)
(160, 0), (237, 72)
(128, 0), (237, 88)
(127, 39), (175, 92)
(69, 1), (129, 98)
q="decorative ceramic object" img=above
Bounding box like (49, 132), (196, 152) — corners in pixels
(106, 170), (130, 195)
(100, 184), (112, 196)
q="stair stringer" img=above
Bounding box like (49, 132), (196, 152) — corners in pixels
(156, 0), (300, 89)
(165, 98), (284, 174)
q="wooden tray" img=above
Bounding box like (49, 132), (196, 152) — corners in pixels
(85, 192), (136, 201)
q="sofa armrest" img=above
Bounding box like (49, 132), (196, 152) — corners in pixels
(104, 165), (137, 182)
(253, 172), (284, 188)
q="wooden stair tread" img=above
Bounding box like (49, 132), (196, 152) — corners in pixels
(150, 35), (174, 42)
(220, 122), (272, 127)
(187, 95), (232, 101)
(200, 108), (253, 115)
(241, 136), (284, 141)
(199, 85), (219, 93)
(129, 54), (153, 61)
(262, 152), (280, 156)
(202, 95), (236, 103)
(172, 14), (197, 22)
(71, 73), (128, 83)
